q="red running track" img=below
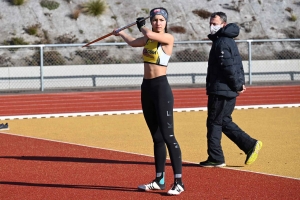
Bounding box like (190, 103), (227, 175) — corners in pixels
(0, 85), (299, 116)
(1, 133), (300, 200)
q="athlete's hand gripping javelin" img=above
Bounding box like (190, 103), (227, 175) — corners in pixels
(83, 16), (150, 47)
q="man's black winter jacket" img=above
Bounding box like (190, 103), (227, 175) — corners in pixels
(206, 23), (245, 98)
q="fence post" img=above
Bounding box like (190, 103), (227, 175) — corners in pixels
(192, 73), (195, 84)
(39, 45), (44, 91)
(92, 75), (96, 87)
(290, 72), (294, 81)
(247, 40), (253, 85)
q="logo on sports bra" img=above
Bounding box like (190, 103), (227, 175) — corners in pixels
(143, 48), (156, 58)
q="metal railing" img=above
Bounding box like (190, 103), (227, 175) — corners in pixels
(0, 38), (299, 92)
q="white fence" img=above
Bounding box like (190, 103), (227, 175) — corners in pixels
(0, 39), (299, 92)
(0, 60), (299, 90)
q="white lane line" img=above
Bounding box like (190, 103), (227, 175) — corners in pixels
(0, 104), (299, 120)
(0, 132), (299, 181)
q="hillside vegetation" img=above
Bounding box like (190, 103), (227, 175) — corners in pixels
(1, 0), (300, 45)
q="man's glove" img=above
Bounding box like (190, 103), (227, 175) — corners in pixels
(136, 17), (145, 32)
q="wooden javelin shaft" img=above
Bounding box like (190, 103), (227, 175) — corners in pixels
(82, 16), (150, 47)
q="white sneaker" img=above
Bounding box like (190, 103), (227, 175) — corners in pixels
(138, 180), (165, 191)
(167, 182), (184, 195)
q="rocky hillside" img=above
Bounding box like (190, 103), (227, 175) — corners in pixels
(0, 0), (300, 45)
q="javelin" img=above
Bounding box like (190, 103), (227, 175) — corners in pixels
(82, 16), (151, 47)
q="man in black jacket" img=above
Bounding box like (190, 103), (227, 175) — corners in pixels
(200, 12), (262, 167)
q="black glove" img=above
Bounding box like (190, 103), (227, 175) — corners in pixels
(136, 17), (145, 32)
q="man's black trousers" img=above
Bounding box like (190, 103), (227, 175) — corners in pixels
(206, 94), (257, 163)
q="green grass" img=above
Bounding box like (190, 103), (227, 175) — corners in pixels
(83, 0), (106, 16)
(7, 37), (29, 45)
(141, 8), (149, 14)
(290, 14), (297, 22)
(40, 0), (60, 10)
(26, 24), (40, 35)
(11, 0), (25, 5)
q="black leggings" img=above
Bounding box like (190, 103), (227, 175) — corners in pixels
(141, 75), (182, 175)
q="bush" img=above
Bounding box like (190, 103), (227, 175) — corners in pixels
(71, 9), (81, 20)
(83, 0), (106, 16)
(11, 0), (25, 5)
(0, 55), (11, 67)
(141, 8), (149, 14)
(75, 50), (140, 64)
(34, 29), (52, 44)
(5, 37), (29, 45)
(40, 0), (60, 10)
(290, 14), (297, 22)
(27, 51), (65, 66)
(75, 50), (109, 64)
(44, 51), (65, 65)
(175, 49), (208, 62)
(55, 33), (78, 44)
(25, 24), (40, 35)
(169, 26), (186, 34)
(282, 26), (300, 38)
(275, 50), (300, 59)
(192, 9), (211, 19)
(285, 7), (292, 13)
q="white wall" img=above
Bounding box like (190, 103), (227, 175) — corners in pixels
(0, 60), (299, 90)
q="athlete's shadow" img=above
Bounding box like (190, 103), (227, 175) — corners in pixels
(0, 181), (175, 196)
(0, 155), (153, 165)
(0, 156), (198, 167)
(0, 181), (136, 191)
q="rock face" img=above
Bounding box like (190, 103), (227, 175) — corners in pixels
(1, 0), (300, 45)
